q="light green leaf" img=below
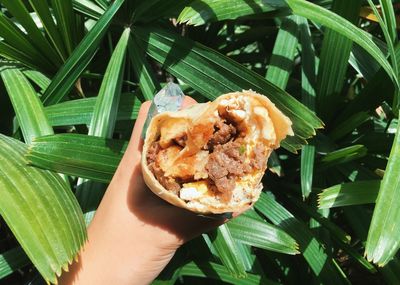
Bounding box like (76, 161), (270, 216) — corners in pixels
(134, 26), (322, 152)
(379, 0), (397, 44)
(209, 224), (247, 277)
(266, 15), (300, 89)
(89, 27), (130, 137)
(44, 93), (141, 126)
(77, 27), (130, 223)
(0, 134), (86, 284)
(228, 215), (299, 254)
(287, 0), (399, 89)
(23, 69), (51, 93)
(366, 114), (400, 265)
(1, 67), (53, 144)
(42, 0), (125, 106)
(27, 134), (126, 183)
(177, 0), (283, 26)
(318, 180), (380, 209)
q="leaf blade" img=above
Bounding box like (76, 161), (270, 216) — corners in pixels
(1, 67), (53, 144)
(42, 0), (125, 106)
(366, 116), (400, 265)
(0, 135), (86, 284)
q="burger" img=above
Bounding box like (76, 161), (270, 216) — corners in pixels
(141, 90), (293, 214)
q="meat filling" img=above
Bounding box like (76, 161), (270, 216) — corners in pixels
(146, 117), (267, 202)
(147, 142), (181, 194)
(206, 138), (252, 201)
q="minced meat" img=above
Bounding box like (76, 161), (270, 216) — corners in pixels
(251, 143), (267, 170)
(147, 118), (268, 202)
(146, 142), (181, 193)
(205, 139), (251, 201)
(207, 120), (237, 149)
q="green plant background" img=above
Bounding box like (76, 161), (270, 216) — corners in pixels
(1, 0), (400, 284)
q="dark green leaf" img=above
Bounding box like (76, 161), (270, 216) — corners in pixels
(29, 0), (69, 60)
(0, 247), (30, 279)
(255, 192), (348, 284)
(128, 35), (160, 100)
(42, 0), (125, 105)
(0, 13), (56, 73)
(316, 0), (362, 122)
(179, 261), (278, 285)
(1, 0), (63, 66)
(134, 26), (322, 152)
(287, 0), (398, 89)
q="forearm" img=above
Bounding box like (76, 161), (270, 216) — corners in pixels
(58, 179), (179, 285)
(58, 139), (181, 284)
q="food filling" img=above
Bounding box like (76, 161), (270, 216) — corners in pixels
(146, 97), (269, 203)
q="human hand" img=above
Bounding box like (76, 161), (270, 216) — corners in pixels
(59, 96), (226, 285)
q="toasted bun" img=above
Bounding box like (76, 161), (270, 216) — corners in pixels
(141, 90), (293, 214)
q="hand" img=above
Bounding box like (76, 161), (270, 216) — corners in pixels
(59, 96), (224, 285)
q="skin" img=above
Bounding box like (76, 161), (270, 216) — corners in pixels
(58, 97), (236, 285)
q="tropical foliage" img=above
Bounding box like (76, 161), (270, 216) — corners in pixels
(0, 0), (399, 284)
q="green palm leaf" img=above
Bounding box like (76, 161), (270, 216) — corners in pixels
(27, 134), (126, 183)
(0, 134), (86, 284)
(255, 192), (348, 284)
(366, 116), (400, 265)
(1, 66), (53, 144)
(318, 180), (380, 209)
(134, 26), (322, 153)
(44, 93), (141, 126)
(42, 0), (124, 106)
(179, 261), (278, 285)
(0, 247), (30, 279)
(287, 0), (399, 90)
(228, 215), (299, 254)
(177, 0), (283, 26)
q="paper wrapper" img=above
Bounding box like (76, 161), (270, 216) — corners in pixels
(141, 90), (293, 214)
